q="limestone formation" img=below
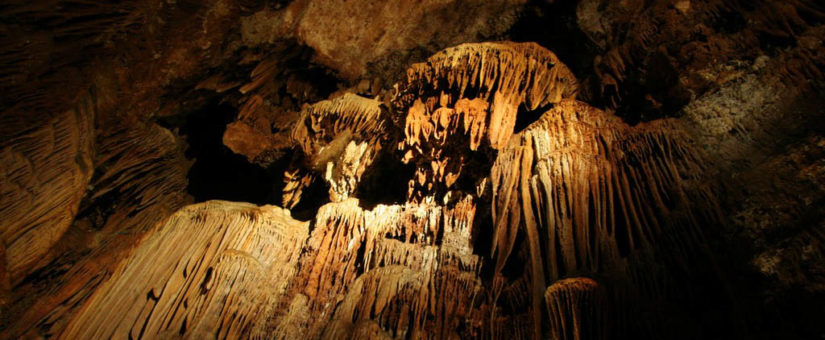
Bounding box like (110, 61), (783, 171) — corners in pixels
(393, 42), (580, 202)
(32, 42), (723, 339)
(0, 96), (94, 283)
(287, 93), (391, 205)
(394, 42), (579, 150)
(544, 278), (606, 340)
(61, 201), (308, 339)
(1, 1), (823, 339)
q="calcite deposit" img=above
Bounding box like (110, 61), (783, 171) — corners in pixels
(1, 1), (823, 339)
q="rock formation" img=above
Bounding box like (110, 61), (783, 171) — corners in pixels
(1, 1), (823, 339)
(10, 41), (721, 339)
(0, 97), (94, 284)
(62, 201), (308, 339)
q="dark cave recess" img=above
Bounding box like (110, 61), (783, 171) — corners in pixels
(157, 101), (281, 205)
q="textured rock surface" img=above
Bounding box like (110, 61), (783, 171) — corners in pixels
(289, 93), (390, 204)
(0, 97), (94, 283)
(62, 201), (308, 338)
(294, 0), (526, 80)
(0, 0), (824, 339)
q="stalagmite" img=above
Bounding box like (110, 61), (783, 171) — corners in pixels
(544, 278), (606, 340)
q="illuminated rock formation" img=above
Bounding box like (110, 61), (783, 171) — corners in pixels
(394, 42), (578, 150)
(279, 197), (482, 339)
(393, 42), (579, 202)
(489, 98), (715, 337)
(37, 42), (725, 339)
(286, 93), (391, 206)
(1, 1), (823, 339)
(61, 201), (308, 339)
(0, 98), (93, 284)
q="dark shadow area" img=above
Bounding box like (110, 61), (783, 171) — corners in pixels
(616, 51), (692, 124)
(356, 151), (416, 210)
(471, 205), (496, 276)
(289, 174), (330, 222)
(158, 100), (279, 204)
(514, 102), (554, 133)
(506, 0), (598, 82)
(506, 0), (697, 125)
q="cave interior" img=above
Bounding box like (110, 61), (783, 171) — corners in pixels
(1, 0), (825, 339)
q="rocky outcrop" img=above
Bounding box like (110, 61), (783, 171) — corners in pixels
(283, 0), (525, 80)
(577, 0), (824, 120)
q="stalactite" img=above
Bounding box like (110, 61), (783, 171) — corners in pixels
(491, 99), (710, 277)
(264, 42), (723, 339)
(282, 167), (316, 209)
(394, 41), (579, 150)
(289, 93), (392, 203)
(392, 42), (580, 202)
(0, 22), (776, 337)
(490, 99), (717, 336)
